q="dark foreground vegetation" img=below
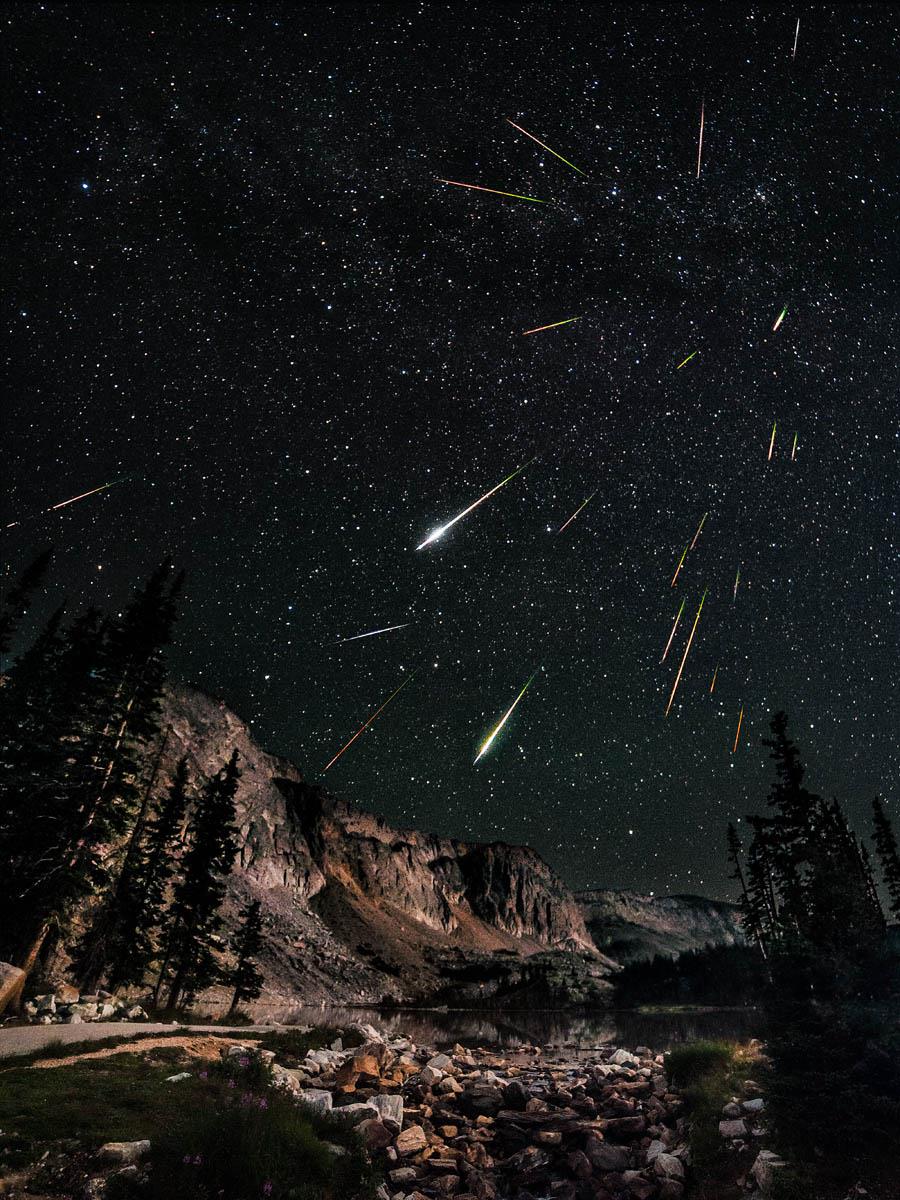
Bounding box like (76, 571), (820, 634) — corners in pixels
(0, 1035), (377, 1199)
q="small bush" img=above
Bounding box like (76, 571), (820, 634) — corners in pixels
(141, 1055), (377, 1199)
(665, 1039), (736, 1086)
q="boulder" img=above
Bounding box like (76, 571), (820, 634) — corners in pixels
(34, 993), (56, 1014)
(331, 1102), (379, 1126)
(0, 960), (26, 1017)
(654, 1153), (685, 1180)
(751, 1149), (788, 1192)
(742, 1097), (765, 1114)
(56, 982), (80, 1004)
(584, 1134), (629, 1172)
(97, 1140), (151, 1165)
(395, 1124), (428, 1156)
(297, 1089), (333, 1115)
(609, 1048), (640, 1066)
(358, 1118), (394, 1150)
(718, 1118), (747, 1139)
(427, 1052), (454, 1073)
(371, 1093), (404, 1125)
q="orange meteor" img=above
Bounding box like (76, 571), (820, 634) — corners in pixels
(690, 512), (708, 550)
(732, 706), (745, 753)
(710, 665), (719, 694)
(665, 589), (707, 717)
(322, 670), (419, 772)
(522, 316), (580, 336)
(661, 600), (685, 662)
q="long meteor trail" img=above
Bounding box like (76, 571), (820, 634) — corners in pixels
(522, 316), (580, 336)
(337, 623), (410, 644)
(416, 459), (534, 550)
(676, 350), (698, 370)
(322, 670), (419, 772)
(696, 99), (705, 178)
(768, 421), (777, 461)
(558, 491), (596, 534)
(437, 178), (546, 203)
(474, 671), (538, 764)
(665, 589), (707, 717)
(505, 118), (586, 176)
(4, 478), (129, 531)
(773, 306), (787, 332)
(661, 600), (685, 662)
(690, 512), (708, 550)
(792, 18), (800, 61)
(671, 544), (689, 587)
(733, 706), (745, 753)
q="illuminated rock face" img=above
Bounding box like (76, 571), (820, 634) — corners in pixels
(150, 684), (602, 1004)
(576, 887), (745, 965)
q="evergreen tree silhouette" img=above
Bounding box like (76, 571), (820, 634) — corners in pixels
(0, 549), (51, 661)
(157, 750), (240, 1010)
(227, 898), (265, 1015)
(872, 797), (900, 919)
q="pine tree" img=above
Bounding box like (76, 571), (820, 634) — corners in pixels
(157, 750), (240, 1011)
(227, 899), (265, 1015)
(0, 564), (182, 990)
(74, 748), (189, 991)
(872, 797), (900, 919)
(727, 822), (768, 958)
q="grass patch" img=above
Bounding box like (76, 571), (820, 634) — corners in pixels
(0, 1050), (379, 1199)
(664, 1040), (762, 1200)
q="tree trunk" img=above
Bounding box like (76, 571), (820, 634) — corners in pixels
(6, 920), (51, 1013)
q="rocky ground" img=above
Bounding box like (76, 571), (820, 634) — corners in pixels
(1, 1020), (795, 1199)
(281, 1028), (690, 1200)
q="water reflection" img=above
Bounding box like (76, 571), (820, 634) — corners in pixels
(255, 1004), (762, 1050)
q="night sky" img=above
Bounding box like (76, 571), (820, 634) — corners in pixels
(5, 4), (898, 897)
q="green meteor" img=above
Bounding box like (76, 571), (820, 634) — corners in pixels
(474, 671), (539, 764)
(676, 350), (698, 369)
(506, 119), (587, 176)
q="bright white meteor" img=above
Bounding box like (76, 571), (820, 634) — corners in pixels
(474, 671), (538, 764)
(337, 623), (410, 644)
(416, 459), (534, 550)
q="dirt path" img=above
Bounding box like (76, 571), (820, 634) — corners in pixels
(0, 1021), (272, 1061)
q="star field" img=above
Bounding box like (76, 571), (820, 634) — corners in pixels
(5, 4), (898, 896)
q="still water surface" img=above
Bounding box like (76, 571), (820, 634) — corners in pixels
(260, 1005), (762, 1050)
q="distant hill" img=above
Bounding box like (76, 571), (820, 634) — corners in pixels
(576, 887), (745, 965)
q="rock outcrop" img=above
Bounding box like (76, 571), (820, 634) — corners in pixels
(152, 684), (602, 1004)
(576, 888), (745, 965)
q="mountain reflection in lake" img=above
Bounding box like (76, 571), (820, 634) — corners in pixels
(259, 1005), (762, 1050)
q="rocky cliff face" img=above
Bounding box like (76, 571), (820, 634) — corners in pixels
(155, 684), (599, 1004)
(577, 888), (745, 965)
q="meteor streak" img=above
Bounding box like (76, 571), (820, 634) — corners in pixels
(676, 350), (698, 370)
(661, 600), (685, 662)
(505, 118), (586, 176)
(792, 17), (800, 61)
(437, 178), (546, 203)
(772, 306), (787, 332)
(338, 623), (410, 643)
(558, 491), (596, 534)
(322, 670), (419, 772)
(671, 544), (688, 587)
(732, 706), (745, 753)
(665, 589), (707, 717)
(690, 512), (708, 550)
(710, 665), (719, 694)
(474, 671), (538, 764)
(791, 432), (798, 461)
(768, 421), (777, 461)
(522, 316), (581, 336)
(416, 459), (534, 550)
(733, 568), (741, 603)
(696, 99), (705, 178)
(3, 478), (129, 533)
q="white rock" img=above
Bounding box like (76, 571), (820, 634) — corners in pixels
(297, 1089), (333, 1115)
(331, 1102), (379, 1126)
(371, 1093), (404, 1124)
(165, 1072), (192, 1083)
(426, 1052), (454, 1073)
(609, 1048), (640, 1066)
(645, 1139), (666, 1163)
(97, 1140), (150, 1164)
(743, 1097), (765, 1113)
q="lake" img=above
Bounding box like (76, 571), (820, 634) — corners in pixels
(256, 1004), (763, 1050)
